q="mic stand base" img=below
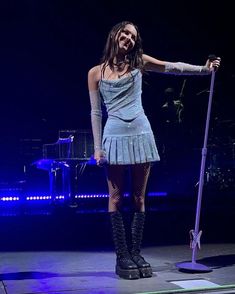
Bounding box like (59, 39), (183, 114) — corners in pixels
(176, 261), (212, 273)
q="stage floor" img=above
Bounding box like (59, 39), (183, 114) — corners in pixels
(0, 183), (234, 293)
(0, 243), (235, 294)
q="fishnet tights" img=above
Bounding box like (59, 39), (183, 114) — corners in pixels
(107, 163), (151, 212)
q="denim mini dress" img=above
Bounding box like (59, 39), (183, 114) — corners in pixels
(99, 69), (160, 165)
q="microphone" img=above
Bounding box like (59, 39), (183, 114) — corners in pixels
(208, 54), (217, 61)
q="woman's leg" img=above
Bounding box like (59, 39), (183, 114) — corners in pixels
(106, 165), (125, 212)
(130, 162), (151, 212)
(107, 165), (139, 279)
(130, 162), (153, 278)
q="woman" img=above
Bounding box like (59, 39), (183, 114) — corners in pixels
(88, 21), (220, 280)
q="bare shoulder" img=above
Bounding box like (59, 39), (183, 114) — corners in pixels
(88, 65), (102, 91)
(88, 65), (102, 80)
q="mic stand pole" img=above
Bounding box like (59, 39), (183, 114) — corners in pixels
(176, 69), (216, 272)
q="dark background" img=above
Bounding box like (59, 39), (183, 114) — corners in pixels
(0, 0), (234, 251)
(0, 0), (234, 190)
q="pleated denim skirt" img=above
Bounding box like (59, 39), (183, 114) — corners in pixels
(102, 113), (160, 165)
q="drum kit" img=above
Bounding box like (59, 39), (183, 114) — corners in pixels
(206, 118), (235, 190)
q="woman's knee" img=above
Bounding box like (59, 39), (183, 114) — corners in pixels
(133, 195), (145, 208)
(109, 195), (123, 211)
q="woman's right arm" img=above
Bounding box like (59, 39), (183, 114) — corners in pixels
(88, 66), (106, 165)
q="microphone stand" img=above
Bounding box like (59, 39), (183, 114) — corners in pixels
(176, 68), (216, 272)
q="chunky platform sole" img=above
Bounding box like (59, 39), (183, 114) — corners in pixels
(139, 266), (153, 278)
(116, 265), (140, 279)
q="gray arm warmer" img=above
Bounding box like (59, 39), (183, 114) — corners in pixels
(89, 90), (103, 151)
(165, 62), (210, 75)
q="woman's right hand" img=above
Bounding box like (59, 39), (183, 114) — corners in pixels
(94, 149), (107, 166)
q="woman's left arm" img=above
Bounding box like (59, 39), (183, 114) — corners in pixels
(142, 54), (221, 75)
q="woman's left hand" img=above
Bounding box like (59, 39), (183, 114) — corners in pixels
(206, 57), (221, 71)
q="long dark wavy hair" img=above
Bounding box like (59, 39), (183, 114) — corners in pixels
(100, 21), (144, 74)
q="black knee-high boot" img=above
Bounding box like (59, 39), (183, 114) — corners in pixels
(131, 212), (152, 278)
(110, 211), (140, 279)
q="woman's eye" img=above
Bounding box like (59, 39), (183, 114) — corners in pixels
(121, 29), (136, 41)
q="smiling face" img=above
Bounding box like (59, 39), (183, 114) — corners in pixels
(101, 21), (143, 71)
(116, 24), (137, 54)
